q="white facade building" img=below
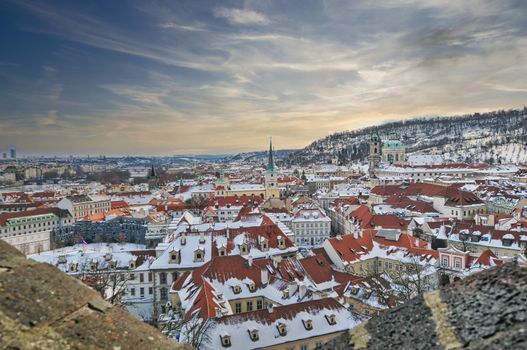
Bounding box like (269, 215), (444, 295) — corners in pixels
(291, 207), (332, 247)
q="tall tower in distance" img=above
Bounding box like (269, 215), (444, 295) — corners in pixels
(368, 131), (382, 178)
(8, 146), (16, 160)
(265, 138), (279, 199)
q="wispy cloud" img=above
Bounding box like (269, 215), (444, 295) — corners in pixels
(214, 7), (270, 25)
(160, 22), (209, 32)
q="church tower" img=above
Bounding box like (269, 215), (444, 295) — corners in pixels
(265, 138), (279, 199)
(368, 131), (382, 178)
(147, 164), (159, 190)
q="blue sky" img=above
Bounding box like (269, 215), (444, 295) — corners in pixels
(0, 0), (526, 156)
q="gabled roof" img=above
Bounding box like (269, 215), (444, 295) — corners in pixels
(471, 249), (503, 267)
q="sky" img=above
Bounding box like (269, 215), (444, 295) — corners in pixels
(0, 0), (526, 156)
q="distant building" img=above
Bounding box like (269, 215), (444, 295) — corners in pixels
(8, 146), (16, 159)
(58, 195), (111, 221)
(0, 208), (73, 254)
(381, 131), (406, 164)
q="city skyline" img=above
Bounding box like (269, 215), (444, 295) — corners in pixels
(1, 0), (526, 156)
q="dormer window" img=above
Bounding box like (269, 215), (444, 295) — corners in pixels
(240, 243), (249, 255)
(260, 238), (269, 252)
(248, 329), (259, 341)
(194, 248), (205, 262)
(180, 235), (186, 245)
(129, 259), (136, 269)
(303, 319), (313, 330)
(277, 323), (287, 336)
(218, 246), (226, 256)
(325, 314), (336, 325)
(502, 234), (515, 247)
(277, 237), (286, 249)
(282, 289), (289, 299)
(58, 255), (67, 264)
(248, 283), (256, 292)
(69, 262), (77, 272)
(90, 260), (98, 271)
(104, 253), (112, 261)
(220, 334), (231, 348)
(350, 287), (359, 295)
(232, 285), (241, 294)
(169, 249), (180, 264)
(109, 260), (117, 269)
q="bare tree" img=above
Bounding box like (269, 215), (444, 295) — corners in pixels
(383, 256), (437, 303)
(77, 258), (132, 305)
(161, 308), (215, 349)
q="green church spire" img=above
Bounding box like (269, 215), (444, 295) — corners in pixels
(267, 137), (275, 172)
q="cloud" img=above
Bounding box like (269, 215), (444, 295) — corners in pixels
(38, 110), (59, 126)
(160, 22), (208, 32)
(2, 0), (527, 155)
(214, 7), (270, 25)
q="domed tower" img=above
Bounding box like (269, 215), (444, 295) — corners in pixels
(368, 131), (382, 177)
(382, 130), (406, 164)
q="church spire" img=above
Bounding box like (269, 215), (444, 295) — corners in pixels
(267, 137), (275, 172)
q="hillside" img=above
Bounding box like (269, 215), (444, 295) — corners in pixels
(0, 241), (189, 350)
(287, 109), (527, 165)
(222, 148), (298, 163)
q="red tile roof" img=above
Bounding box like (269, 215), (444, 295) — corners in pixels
(0, 207), (69, 226)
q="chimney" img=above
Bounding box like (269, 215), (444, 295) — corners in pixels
(248, 255), (253, 267)
(288, 282), (298, 297)
(267, 303), (274, 313)
(199, 230), (205, 243)
(261, 268), (269, 285)
(298, 283), (307, 300)
(272, 257), (280, 268)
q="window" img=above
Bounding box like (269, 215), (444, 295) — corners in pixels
(148, 273), (152, 282)
(454, 257), (461, 269)
(130, 288), (135, 296)
(301, 345), (308, 350)
(220, 335), (231, 348)
(140, 287), (144, 296)
(442, 256), (449, 267)
(160, 287), (168, 301)
(235, 303), (242, 313)
(247, 301), (253, 311)
(159, 272), (167, 284)
(129, 273), (135, 280)
(325, 314), (336, 325)
(149, 287), (153, 295)
(303, 319), (313, 330)
(139, 273), (144, 283)
(277, 323), (287, 336)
